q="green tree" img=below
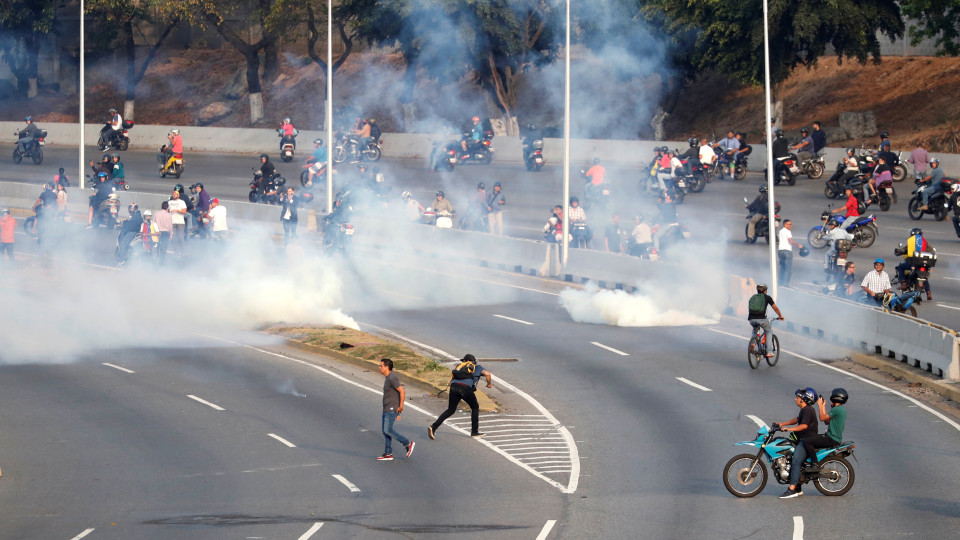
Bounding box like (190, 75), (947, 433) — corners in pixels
(902, 0), (960, 56)
(0, 0), (56, 98)
(86, 0), (181, 121)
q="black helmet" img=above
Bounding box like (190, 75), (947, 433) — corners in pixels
(830, 388), (849, 405)
(774, 128), (784, 137)
(477, 182), (485, 190)
(879, 130), (889, 139)
(194, 182), (204, 190)
(111, 153), (120, 160)
(909, 227), (922, 237)
(795, 387), (818, 405)
(688, 137), (697, 147)
(314, 138), (323, 145)
(174, 183), (184, 193)
(260, 153), (269, 161)
(493, 181), (501, 188)
(24, 116), (32, 122)
(436, 190), (444, 198)
(101, 153), (110, 162)
(128, 202), (138, 213)
(58, 167), (65, 174)
(593, 157), (600, 165)
(800, 127), (809, 134)
(759, 186), (767, 193)
(774, 202), (782, 214)
(756, 283), (768, 292)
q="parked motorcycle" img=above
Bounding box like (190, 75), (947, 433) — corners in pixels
(157, 144), (184, 178)
(743, 197), (781, 244)
(907, 180), (957, 221)
(807, 211), (877, 249)
(97, 120), (133, 151)
(723, 424), (856, 498)
(524, 140), (545, 171)
(12, 130), (46, 165)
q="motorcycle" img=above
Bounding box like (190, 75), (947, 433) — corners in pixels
(883, 289), (922, 317)
(13, 130), (46, 165)
(580, 170), (611, 210)
(97, 120), (133, 151)
(459, 136), (495, 165)
(430, 140), (460, 172)
(907, 180), (957, 221)
(766, 154), (800, 186)
(93, 192), (122, 229)
(874, 175), (897, 211)
(422, 209), (456, 229)
(332, 131), (383, 163)
(889, 150), (909, 183)
(322, 220), (355, 254)
(820, 239), (856, 296)
(706, 146), (740, 182)
(799, 153), (825, 179)
(733, 153), (749, 181)
(743, 197), (781, 244)
(157, 145), (184, 178)
(249, 169), (286, 204)
(807, 211), (877, 249)
(524, 140), (545, 171)
(279, 129), (298, 162)
(893, 247), (937, 301)
(570, 221), (591, 248)
(723, 424), (856, 498)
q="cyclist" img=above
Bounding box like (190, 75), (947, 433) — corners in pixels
(747, 283), (783, 358)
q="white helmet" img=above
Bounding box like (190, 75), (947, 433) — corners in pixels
(170, 129), (180, 135)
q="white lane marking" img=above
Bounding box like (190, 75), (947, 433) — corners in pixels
(331, 474), (361, 493)
(493, 314), (534, 325)
(703, 325), (960, 432)
(102, 362), (135, 374)
(69, 530), (95, 540)
(203, 334), (581, 494)
(746, 415), (766, 428)
(793, 516), (804, 540)
(591, 341), (629, 356)
(267, 433), (296, 448)
(536, 520), (558, 540)
(298, 522), (324, 540)
(676, 377), (712, 392)
(187, 394), (225, 411)
(942, 277), (960, 281)
(936, 303), (960, 311)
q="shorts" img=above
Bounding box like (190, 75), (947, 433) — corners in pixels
(309, 162), (325, 174)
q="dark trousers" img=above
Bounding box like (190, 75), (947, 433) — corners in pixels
(802, 434), (839, 462)
(952, 215), (960, 238)
(0, 242), (13, 261)
(431, 384), (480, 435)
(117, 230), (137, 262)
(282, 219), (297, 245)
(157, 231), (170, 263)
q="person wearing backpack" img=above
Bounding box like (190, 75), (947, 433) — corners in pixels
(428, 354), (493, 440)
(747, 283), (783, 357)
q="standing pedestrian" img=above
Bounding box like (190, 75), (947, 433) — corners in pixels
(777, 220), (803, 287)
(486, 181), (505, 235)
(154, 201), (173, 264)
(280, 186), (299, 245)
(908, 140), (928, 181)
(0, 208), (16, 263)
(208, 198), (228, 241)
(167, 189), (187, 258)
(428, 354), (493, 440)
(378, 358), (415, 461)
(604, 213), (623, 253)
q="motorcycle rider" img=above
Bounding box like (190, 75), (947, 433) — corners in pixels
(745, 186), (770, 242)
(116, 202), (143, 266)
(895, 227), (934, 300)
(258, 152), (277, 181)
(678, 138), (699, 175)
(86, 172), (115, 228)
(521, 123), (542, 163)
(568, 196), (591, 247)
(306, 138), (327, 187)
(916, 157), (945, 211)
(17, 116), (42, 155)
(279, 117), (297, 150)
(830, 187), (861, 231)
(714, 130), (740, 179)
(584, 158), (607, 202)
(836, 147), (860, 190)
(771, 129), (790, 179)
(803, 389), (849, 469)
(90, 153), (112, 179)
(461, 116), (484, 157)
(861, 258), (892, 305)
(101, 107), (123, 148)
(542, 205), (564, 243)
(432, 190), (454, 214)
(401, 191), (424, 222)
(160, 129), (183, 174)
(773, 387), (820, 499)
(811, 121), (827, 155)
(790, 127), (814, 163)
(878, 130), (891, 153)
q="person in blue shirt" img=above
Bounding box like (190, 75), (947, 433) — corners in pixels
(790, 127), (815, 163)
(714, 130), (740, 179)
(428, 354), (493, 439)
(461, 116), (484, 157)
(306, 138), (328, 187)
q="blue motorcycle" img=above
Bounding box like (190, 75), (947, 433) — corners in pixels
(723, 425), (856, 498)
(882, 289), (922, 317)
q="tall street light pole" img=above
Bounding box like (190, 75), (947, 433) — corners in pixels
(561, 0), (571, 267)
(79, 0), (85, 189)
(326, 0), (334, 213)
(762, 0), (779, 298)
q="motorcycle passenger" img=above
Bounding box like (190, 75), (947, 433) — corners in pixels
(306, 138), (327, 186)
(916, 157), (945, 211)
(161, 129), (183, 174)
(698, 137), (716, 168)
(714, 130), (740, 179)
(432, 190), (453, 214)
(790, 127), (814, 163)
(745, 186), (769, 242)
(110, 153), (125, 185)
(773, 387), (820, 499)
(17, 116), (42, 154)
(861, 258), (892, 305)
(461, 116), (484, 157)
(865, 154), (892, 203)
(521, 123), (542, 162)
(822, 219), (854, 272)
(568, 196), (591, 247)
(101, 107), (123, 147)
(895, 227), (934, 300)
(803, 388), (849, 468)
(279, 117), (297, 150)
(746, 283), (784, 356)
(734, 132), (752, 163)
(116, 202), (143, 266)
(811, 121), (827, 155)
(86, 172), (114, 228)
(655, 148), (674, 191)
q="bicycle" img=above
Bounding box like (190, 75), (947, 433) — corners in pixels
(748, 318), (781, 369)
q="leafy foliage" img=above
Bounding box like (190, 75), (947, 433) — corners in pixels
(902, 0), (960, 56)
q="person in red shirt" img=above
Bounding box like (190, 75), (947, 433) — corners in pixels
(585, 157), (606, 185)
(161, 129), (183, 174)
(0, 208), (16, 262)
(830, 187), (860, 231)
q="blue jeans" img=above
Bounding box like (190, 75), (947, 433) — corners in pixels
(920, 184), (941, 206)
(381, 411), (409, 455)
(778, 250), (793, 286)
(790, 441), (808, 487)
(282, 220), (297, 244)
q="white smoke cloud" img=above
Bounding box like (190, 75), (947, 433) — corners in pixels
(560, 282), (720, 327)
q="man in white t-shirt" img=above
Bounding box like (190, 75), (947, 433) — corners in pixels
(698, 137), (716, 167)
(778, 219), (804, 287)
(167, 189), (187, 257)
(208, 198), (228, 240)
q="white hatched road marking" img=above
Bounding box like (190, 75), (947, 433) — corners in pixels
(202, 333), (581, 494)
(331, 474), (361, 493)
(102, 362), (135, 374)
(69, 530), (95, 540)
(537, 520), (558, 540)
(793, 516), (804, 540)
(494, 314), (535, 325)
(936, 303), (960, 311)
(591, 341), (629, 356)
(676, 377), (712, 392)
(298, 522), (324, 540)
(268, 433), (296, 448)
(187, 394), (225, 411)
(746, 415), (767, 428)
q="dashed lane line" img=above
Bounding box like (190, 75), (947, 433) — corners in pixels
(936, 303), (960, 311)
(676, 377), (712, 392)
(69, 529), (95, 540)
(332, 474), (361, 493)
(267, 433), (296, 448)
(298, 522), (324, 540)
(493, 314), (535, 325)
(187, 394), (225, 411)
(102, 362), (135, 374)
(793, 516), (804, 540)
(591, 341), (629, 356)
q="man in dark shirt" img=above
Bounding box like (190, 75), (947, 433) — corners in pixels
(747, 283), (783, 354)
(378, 358), (415, 461)
(774, 388), (820, 498)
(811, 121), (827, 155)
(428, 353), (493, 439)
